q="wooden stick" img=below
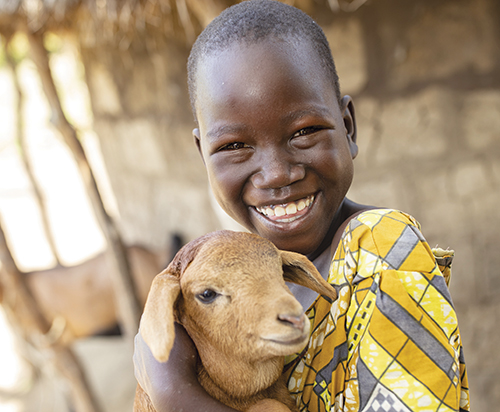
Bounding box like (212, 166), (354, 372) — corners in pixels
(176, 0), (196, 42)
(25, 27), (142, 340)
(0, 218), (103, 412)
(4, 35), (62, 266)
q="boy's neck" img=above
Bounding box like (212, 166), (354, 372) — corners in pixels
(309, 198), (374, 279)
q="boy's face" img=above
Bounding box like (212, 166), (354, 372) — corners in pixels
(193, 39), (357, 255)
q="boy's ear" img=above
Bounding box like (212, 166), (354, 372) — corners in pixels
(341, 95), (358, 159)
(193, 128), (205, 164)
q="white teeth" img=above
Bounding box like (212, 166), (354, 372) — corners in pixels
(264, 207), (275, 217)
(256, 195), (315, 219)
(286, 203), (297, 215)
(274, 206), (286, 217)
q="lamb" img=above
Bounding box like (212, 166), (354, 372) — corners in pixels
(134, 230), (337, 412)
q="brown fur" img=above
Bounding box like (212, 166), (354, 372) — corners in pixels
(134, 384), (157, 412)
(24, 245), (162, 343)
(135, 230), (337, 412)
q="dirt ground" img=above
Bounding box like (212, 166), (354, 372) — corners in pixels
(0, 310), (137, 412)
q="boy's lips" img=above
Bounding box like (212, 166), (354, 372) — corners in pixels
(254, 194), (315, 223)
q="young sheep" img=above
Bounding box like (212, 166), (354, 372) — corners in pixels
(134, 230), (337, 412)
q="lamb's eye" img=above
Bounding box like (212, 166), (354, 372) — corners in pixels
(197, 289), (218, 303)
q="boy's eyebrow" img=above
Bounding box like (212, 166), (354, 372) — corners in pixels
(206, 124), (248, 140)
(284, 106), (334, 122)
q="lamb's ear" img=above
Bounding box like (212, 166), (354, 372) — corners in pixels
(280, 250), (337, 302)
(140, 233), (212, 362)
(140, 270), (180, 363)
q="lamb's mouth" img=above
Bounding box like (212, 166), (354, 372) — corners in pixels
(255, 194), (315, 222)
(264, 334), (309, 347)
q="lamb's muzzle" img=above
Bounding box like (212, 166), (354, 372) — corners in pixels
(277, 313), (306, 331)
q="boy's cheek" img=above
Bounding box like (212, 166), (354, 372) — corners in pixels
(207, 161), (247, 192)
(210, 179), (254, 222)
(208, 174), (240, 208)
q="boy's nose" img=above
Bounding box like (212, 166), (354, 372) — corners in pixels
(251, 157), (305, 189)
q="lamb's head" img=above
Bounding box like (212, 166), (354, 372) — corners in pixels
(140, 230), (336, 390)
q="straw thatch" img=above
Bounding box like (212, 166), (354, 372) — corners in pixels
(0, 0), (371, 44)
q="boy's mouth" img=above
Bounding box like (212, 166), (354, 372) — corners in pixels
(255, 194), (315, 223)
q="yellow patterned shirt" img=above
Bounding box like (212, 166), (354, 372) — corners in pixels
(284, 209), (470, 412)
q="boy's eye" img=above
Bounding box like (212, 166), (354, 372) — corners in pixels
(219, 142), (248, 151)
(292, 126), (322, 138)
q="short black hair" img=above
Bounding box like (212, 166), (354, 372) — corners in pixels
(187, 0), (341, 119)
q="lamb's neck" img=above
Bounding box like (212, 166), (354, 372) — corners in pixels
(197, 350), (284, 400)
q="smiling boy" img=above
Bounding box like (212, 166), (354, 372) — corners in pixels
(134, 1), (470, 411)
(193, 39), (357, 258)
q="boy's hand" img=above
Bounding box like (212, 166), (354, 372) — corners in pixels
(133, 322), (238, 412)
(134, 323), (197, 409)
(246, 399), (294, 412)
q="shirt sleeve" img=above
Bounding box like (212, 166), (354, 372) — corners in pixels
(284, 209), (470, 412)
(343, 210), (470, 412)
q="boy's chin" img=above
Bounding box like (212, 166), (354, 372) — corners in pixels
(251, 225), (320, 256)
(272, 235), (319, 256)
(245, 207), (323, 254)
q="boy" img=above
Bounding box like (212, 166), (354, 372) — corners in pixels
(134, 1), (470, 411)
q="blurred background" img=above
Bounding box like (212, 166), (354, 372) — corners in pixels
(0, 0), (498, 411)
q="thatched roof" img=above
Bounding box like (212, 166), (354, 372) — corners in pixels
(0, 0), (370, 44)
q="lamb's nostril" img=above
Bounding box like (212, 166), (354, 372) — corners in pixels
(278, 313), (305, 330)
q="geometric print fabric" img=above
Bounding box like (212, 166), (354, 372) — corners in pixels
(284, 209), (470, 412)
(361, 384), (412, 412)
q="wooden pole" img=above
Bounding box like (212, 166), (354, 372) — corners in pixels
(25, 27), (142, 340)
(4, 35), (62, 266)
(0, 218), (103, 412)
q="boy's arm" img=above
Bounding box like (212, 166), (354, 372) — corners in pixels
(133, 322), (239, 412)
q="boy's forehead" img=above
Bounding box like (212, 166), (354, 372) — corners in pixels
(194, 38), (332, 108)
(199, 37), (314, 73)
